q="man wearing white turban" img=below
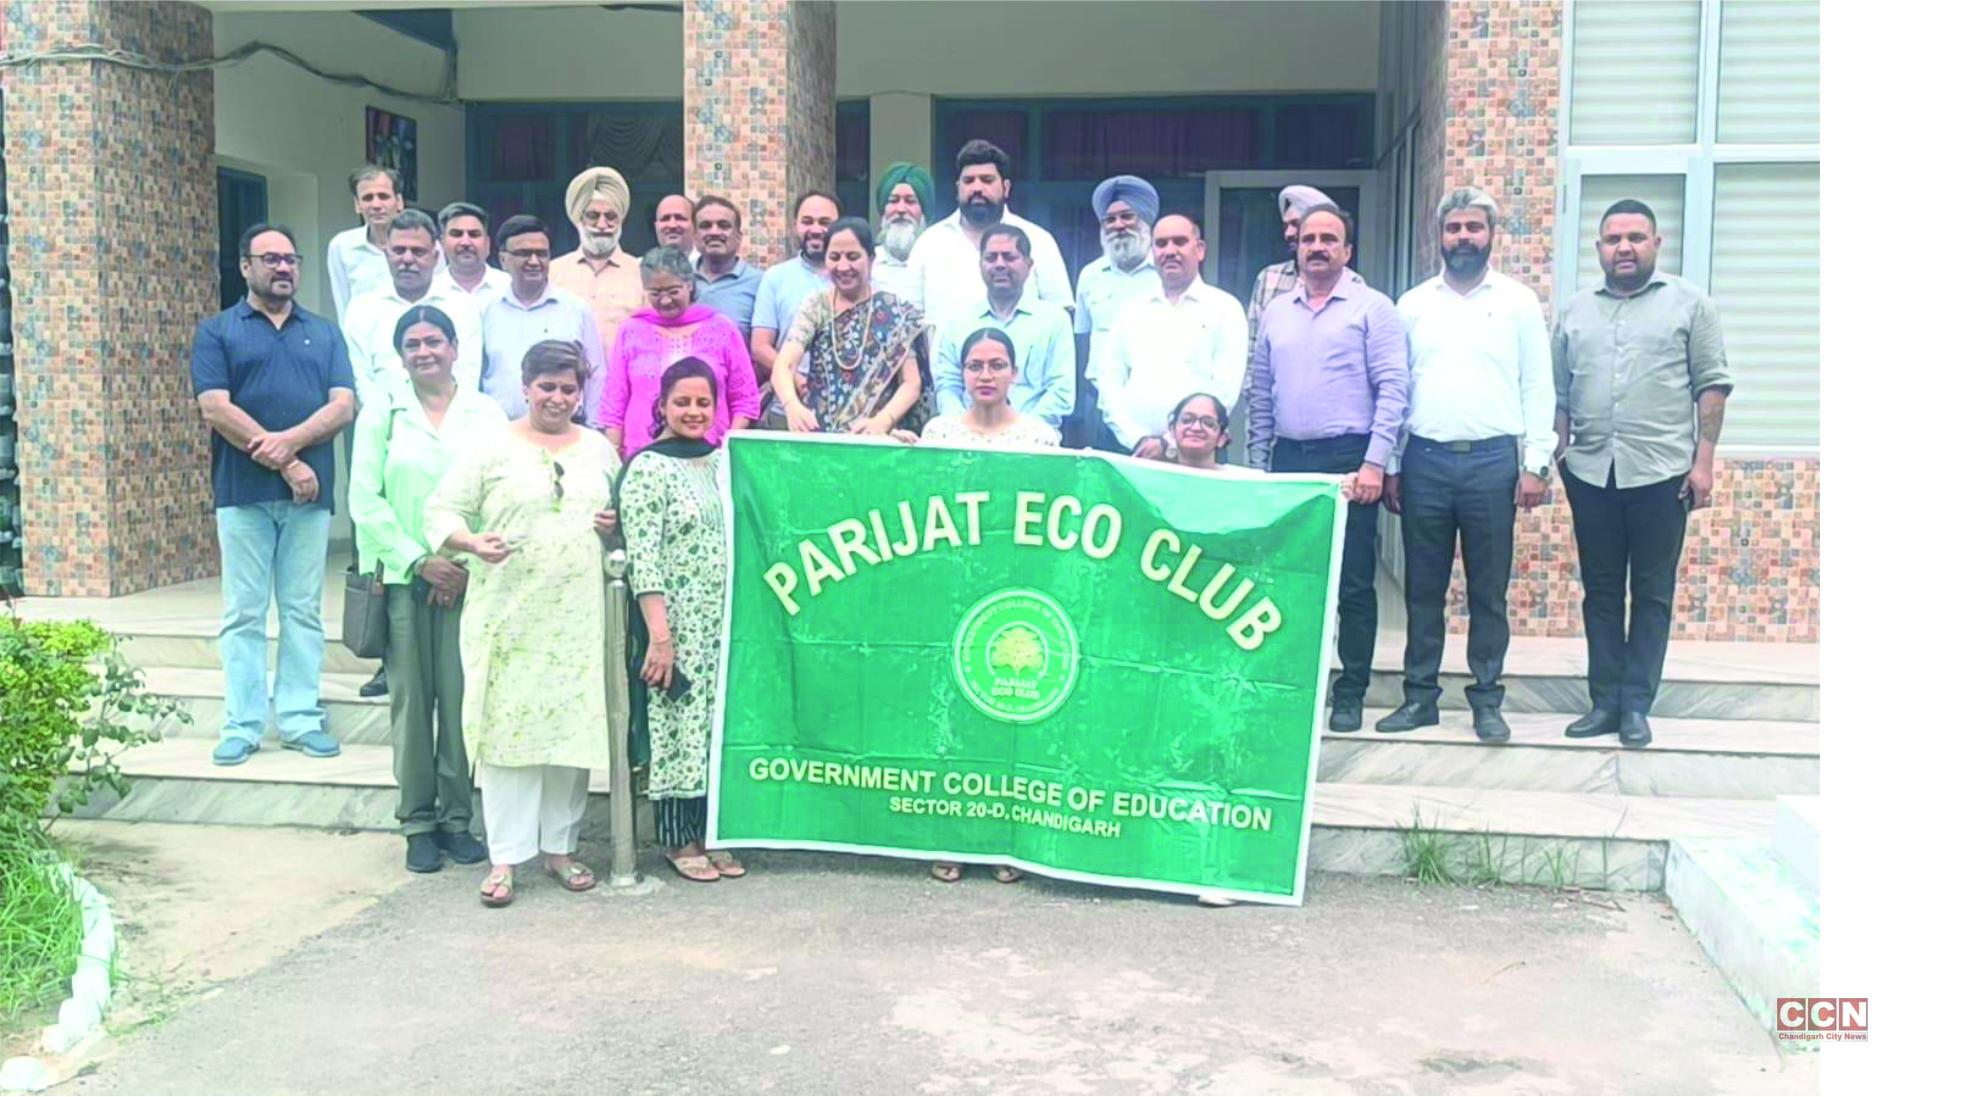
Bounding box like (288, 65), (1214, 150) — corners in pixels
(549, 166), (642, 356)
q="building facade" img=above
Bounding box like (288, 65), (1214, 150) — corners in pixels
(0, 0), (1818, 642)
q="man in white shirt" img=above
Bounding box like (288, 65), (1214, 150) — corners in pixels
(1072, 175), (1161, 448)
(481, 214), (606, 422)
(871, 162), (930, 308)
(651, 193), (698, 258)
(342, 210), (486, 412)
(432, 201), (511, 307)
(910, 139), (1072, 336)
(1090, 213), (1247, 457)
(1380, 186), (1556, 743)
(326, 165), (406, 323)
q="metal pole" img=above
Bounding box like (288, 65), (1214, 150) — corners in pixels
(603, 547), (639, 886)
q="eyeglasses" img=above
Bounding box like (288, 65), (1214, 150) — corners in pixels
(961, 359), (1013, 375)
(502, 247), (552, 261)
(647, 285), (689, 302)
(250, 253), (302, 268)
(1176, 413), (1222, 431)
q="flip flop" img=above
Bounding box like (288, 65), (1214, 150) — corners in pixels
(706, 850), (747, 878)
(667, 853), (721, 883)
(992, 865), (1025, 884)
(929, 862), (963, 883)
(479, 868), (515, 908)
(544, 859), (596, 892)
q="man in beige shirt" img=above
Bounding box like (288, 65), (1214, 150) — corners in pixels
(549, 166), (642, 358)
(1553, 197), (1732, 749)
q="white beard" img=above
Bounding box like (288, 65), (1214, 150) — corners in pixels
(1103, 227), (1150, 271)
(880, 217), (922, 262)
(579, 227), (619, 259)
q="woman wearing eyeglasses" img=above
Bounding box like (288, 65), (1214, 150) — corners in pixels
(1166, 392), (1235, 471)
(424, 339), (621, 907)
(598, 247), (760, 459)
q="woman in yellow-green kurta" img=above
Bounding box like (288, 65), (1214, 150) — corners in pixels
(424, 339), (620, 907)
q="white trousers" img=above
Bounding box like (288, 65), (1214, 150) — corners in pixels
(480, 763), (589, 865)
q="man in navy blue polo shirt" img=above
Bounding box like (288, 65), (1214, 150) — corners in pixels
(191, 224), (357, 766)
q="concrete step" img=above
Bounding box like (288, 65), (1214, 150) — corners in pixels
(1773, 795), (1820, 891)
(120, 631), (381, 677)
(72, 740), (1774, 892)
(1666, 837), (1820, 1033)
(135, 673), (1818, 800)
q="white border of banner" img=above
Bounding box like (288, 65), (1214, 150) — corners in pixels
(707, 431), (1346, 907)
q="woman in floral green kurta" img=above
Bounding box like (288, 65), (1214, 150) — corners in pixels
(618, 359), (741, 883)
(424, 340), (621, 907)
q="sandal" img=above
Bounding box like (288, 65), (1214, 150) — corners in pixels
(930, 862), (963, 883)
(479, 868), (515, 908)
(543, 858), (597, 892)
(667, 853), (721, 883)
(992, 865), (1025, 884)
(706, 850), (747, 878)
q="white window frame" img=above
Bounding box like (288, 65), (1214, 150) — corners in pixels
(1557, 0), (1819, 456)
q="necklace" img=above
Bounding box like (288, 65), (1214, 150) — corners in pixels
(829, 290), (877, 376)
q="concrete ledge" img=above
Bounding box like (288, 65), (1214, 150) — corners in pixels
(1666, 837), (1820, 1033)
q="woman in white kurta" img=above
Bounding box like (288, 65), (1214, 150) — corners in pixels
(424, 339), (621, 907)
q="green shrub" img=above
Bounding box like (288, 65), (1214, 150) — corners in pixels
(0, 617), (184, 834)
(0, 827), (83, 1020)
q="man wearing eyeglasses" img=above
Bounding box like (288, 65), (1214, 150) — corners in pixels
(481, 214), (607, 421)
(192, 224), (355, 767)
(550, 166), (641, 358)
(1245, 203), (1409, 733)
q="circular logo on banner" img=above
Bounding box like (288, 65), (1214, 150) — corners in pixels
(951, 588), (1081, 724)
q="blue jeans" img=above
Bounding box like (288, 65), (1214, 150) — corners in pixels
(215, 501), (331, 744)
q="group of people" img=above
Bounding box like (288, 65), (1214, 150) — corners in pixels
(188, 136), (1732, 904)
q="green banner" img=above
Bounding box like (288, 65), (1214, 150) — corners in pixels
(709, 434), (1345, 904)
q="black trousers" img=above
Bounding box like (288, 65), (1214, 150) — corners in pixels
(1398, 435), (1518, 708)
(1562, 463), (1690, 714)
(1272, 435), (1379, 705)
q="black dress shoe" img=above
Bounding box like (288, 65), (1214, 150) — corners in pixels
(1375, 700), (1440, 733)
(405, 832), (444, 873)
(360, 667), (388, 698)
(1565, 708), (1621, 738)
(1328, 702), (1364, 733)
(1619, 710), (1653, 748)
(439, 830), (488, 865)
(1472, 707), (1512, 743)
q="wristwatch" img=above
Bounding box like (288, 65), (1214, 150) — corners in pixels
(1525, 463), (1550, 480)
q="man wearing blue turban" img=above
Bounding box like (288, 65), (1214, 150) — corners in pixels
(1071, 174), (1163, 449)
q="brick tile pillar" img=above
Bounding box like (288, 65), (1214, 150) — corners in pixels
(2, 0), (218, 596)
(682, 0), (836, 268)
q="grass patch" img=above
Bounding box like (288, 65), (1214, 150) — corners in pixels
(0, 826), (84, 1022)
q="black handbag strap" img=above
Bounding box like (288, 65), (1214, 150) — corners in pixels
(350, 404), (404, 582)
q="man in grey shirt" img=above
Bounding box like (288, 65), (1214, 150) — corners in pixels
(1553, 198), (1732, 749)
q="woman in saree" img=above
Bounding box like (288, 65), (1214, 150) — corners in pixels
(424, 339), (621, 907)
(769, 217), (931, 435)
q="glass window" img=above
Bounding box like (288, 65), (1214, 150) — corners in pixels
(1718, 0), (1820, 143)
(1568, 0), (1703, 145)
(1574, 174), (1686, 290)
(1707, 162), (1819, 447)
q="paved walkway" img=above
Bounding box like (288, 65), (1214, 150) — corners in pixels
(42, 823), (1813, 1095)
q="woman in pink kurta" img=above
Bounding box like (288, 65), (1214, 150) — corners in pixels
(599, 247), (761, 456)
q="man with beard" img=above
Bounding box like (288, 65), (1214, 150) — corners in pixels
(1246, 204), (1407, 733)
(433, 201), (511, 306)
(872, 162), (930, 308)
(1091, 213), (1246, 458)
(328, 165), (428, 323)
(749, 190), (840, 387)
(1071, 175), (1161, 448)
(550, 166), (640, 357)
(651, 193), (698, 259)
(1380, 187), (1555, 744)
(1552, 199), (1731, 749)
(929, 223), (1074, 426)
(193, 224), (354, 765)
(691, 194), (762, 339)
(911, 140), (1071, 335)
(343, 210), (486, 408)
(481, 214), (607, 422)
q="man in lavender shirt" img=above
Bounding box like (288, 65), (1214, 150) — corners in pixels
(1246, 203), (1409, 732)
